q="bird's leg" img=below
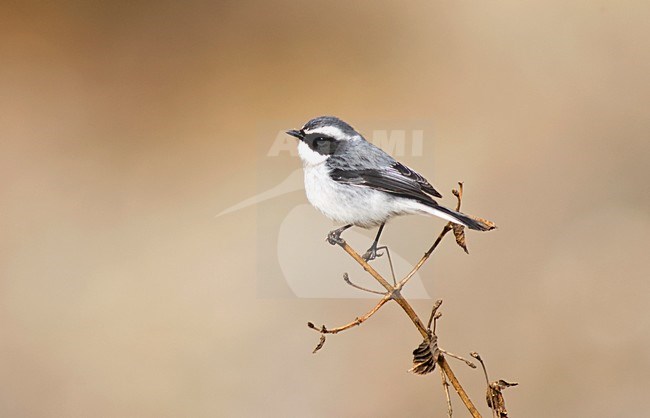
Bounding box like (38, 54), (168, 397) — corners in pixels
(326, 224), (353, 245)
(375, 245), (396, 285)
(362, 223), (386, 262)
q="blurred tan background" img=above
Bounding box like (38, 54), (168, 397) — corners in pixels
(2, 1), (650, 417)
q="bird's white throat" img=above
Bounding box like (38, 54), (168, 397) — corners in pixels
(297, 140), (328, 166)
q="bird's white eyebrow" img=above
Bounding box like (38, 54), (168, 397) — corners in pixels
(303, 126), (347, 138)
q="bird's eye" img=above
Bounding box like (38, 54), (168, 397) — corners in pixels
(305, 135), (338, 155)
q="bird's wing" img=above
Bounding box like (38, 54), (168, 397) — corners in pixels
(391, 162), (442, 198)
(329, 161), (443, 203)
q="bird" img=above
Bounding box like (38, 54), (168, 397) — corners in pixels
(286, 116), (495, 261)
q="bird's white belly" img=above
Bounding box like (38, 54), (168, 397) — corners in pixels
(303, 164), (420, 228)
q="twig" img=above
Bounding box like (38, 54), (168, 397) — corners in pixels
(397, 224), (452, 288)
(312, 335), (326, 354)
(440, 350), (477, 369)
(427, 299), (443, 330)
(453, 182), (465, 211)
(343, 273), (385, 295)
(432, 311), (442, 334)
(439, 367), (453, 418)
(376, 245), (397, 285)
(334, 240), (430, 337)
(308, 294), (390, 335)
(439, 356), (482, 418)
(397, 183), (464, 288)
(472, 352), (499, 418)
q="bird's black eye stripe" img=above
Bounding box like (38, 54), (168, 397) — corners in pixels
(303, 134), (339, 155)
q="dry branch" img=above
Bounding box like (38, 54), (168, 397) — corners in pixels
(472, 352), (519, 418)
(307, 183), (509, 417)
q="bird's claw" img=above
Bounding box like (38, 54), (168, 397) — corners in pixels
(362, 246), (384, 262)
(326, 231), (346, 246)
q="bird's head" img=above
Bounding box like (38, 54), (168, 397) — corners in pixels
(286, 116), (360, 166)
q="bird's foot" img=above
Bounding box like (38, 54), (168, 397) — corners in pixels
(362, 244), (384, 262)
(326, 230), (346, 246)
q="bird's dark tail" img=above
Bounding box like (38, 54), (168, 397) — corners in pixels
(424, 204), (496, 231)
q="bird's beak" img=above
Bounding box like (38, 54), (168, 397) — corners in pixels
(286, 129), (304, 140)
